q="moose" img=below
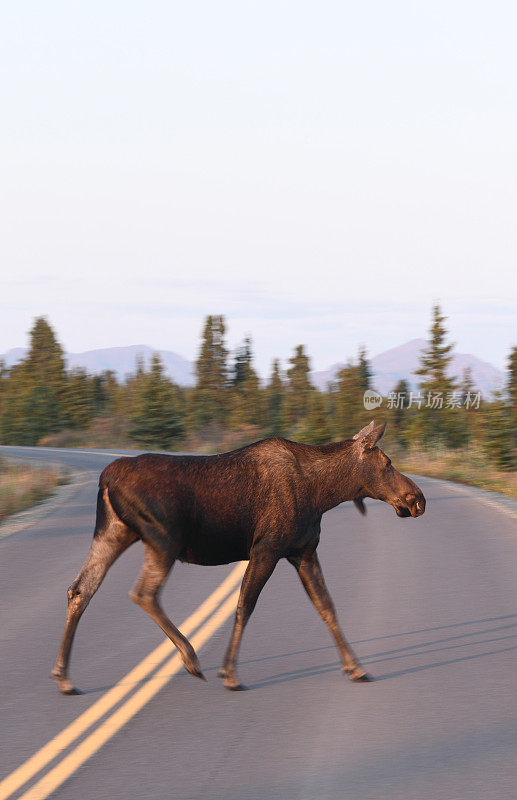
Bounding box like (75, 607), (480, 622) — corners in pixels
(52, 421), (425, 694)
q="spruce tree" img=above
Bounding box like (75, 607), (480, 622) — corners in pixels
(414, 304), (464, 447)
(129, 354), (184, 450)
(0, 360), (5, 440)
(304, 390), (331, 444)
(266, 359), (285, 436)
(507, 345), (517, 444)
(415, 304), (454, 389)
(228, 337), (263, 428)
(459, 367), (480, 444)
(27, 317), (68, 434)
(459, 367), (474, 403)
(232, 337), (253, 387)
(284, 345), (312, 430)
(333, 363), (366, 439)
(91, 370), (118, 415)
(190, 315), (229, 429)
(390, 378), (410, 447)
(483, 390), (514, 470)
(0, 363), (33, 444)
(1, 317), (68, 444)
(357, 346), (372, 392)
(62, 369), (95, 429)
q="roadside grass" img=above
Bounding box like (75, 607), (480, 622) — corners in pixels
(394, 445), (517, 499)
(39, 415), (134, 449)
(0, 457), (67, 524)
(39, 416), (264, 455)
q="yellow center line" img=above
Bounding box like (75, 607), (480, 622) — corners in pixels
(0, 562), (246, 800)
(18, 589), (242, 800)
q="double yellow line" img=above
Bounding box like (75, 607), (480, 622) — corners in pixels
(0, 562), (247, 800)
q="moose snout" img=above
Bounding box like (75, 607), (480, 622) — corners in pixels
(393, 490), (426, 518)
(406, 492), (426, 517)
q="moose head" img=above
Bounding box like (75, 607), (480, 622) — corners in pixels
(351, 421), (426, 518)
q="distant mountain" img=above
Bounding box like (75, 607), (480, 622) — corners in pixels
(2, 347), (26, 367)
(2, 339), (505, 396)
(67, 345), (195, 385)
(311, 338), (505, 397)
(1, 345), (195, 386)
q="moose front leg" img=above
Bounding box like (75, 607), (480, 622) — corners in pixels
(289, 550), (371, 682)
(219, 546), (279, 691)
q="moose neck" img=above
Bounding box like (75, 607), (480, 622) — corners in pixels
(305, 440), (362, 514)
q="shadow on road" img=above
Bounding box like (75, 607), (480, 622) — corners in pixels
(80, 614), (516, 694)
(239, 614), (517, 689)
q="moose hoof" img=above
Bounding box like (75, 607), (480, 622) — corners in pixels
(62, 684), (83, 695)
(344, 667), (372, 682)
(188, 667), (207, 681)
(184, 653), (206, 681)
(218, 668), (247, 691)
(351, 673), (372, 683)
(51, 673), (82, 695)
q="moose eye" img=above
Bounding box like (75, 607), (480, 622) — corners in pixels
(385, 459), (392, 468)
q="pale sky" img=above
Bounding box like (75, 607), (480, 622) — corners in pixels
(1, 1), (515, 375)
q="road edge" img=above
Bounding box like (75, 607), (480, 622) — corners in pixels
(0, 460), (97, 541)
(409, 472), (517, 521)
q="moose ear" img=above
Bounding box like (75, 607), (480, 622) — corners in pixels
(353, 421), (375, 440)
(360, 421), (387, 450)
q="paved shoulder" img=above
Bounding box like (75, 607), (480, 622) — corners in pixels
(410, 473), (517, 520)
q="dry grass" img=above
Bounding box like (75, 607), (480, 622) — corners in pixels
(394, 445), (517, 499)
(39, 417), (265, 455)
(0, 457), (66, 524)
(39, 415), (134, 449)
(180, 424), (265, 454)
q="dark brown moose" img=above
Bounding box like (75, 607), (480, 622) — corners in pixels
(52, 421), (425, 694)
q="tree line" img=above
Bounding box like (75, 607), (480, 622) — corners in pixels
(0, 308), (515, 469)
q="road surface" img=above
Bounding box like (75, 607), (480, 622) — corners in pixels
(0, 445), (516, 800)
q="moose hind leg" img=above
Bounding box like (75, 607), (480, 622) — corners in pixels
(129, 544), (205, 681)
(289, 551), (371, 682)
(51, 492), (137, 694)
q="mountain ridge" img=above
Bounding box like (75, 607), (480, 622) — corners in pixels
(1, 339), (505, 397)
(1, 344), (194, 386)
(310, 338), (504, 397)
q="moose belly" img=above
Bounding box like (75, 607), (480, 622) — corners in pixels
(178, 528), (251, 566)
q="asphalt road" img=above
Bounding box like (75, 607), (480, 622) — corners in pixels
(0, 445), (516, 800)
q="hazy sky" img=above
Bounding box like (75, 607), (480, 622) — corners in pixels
(1, 1), (515, 374)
